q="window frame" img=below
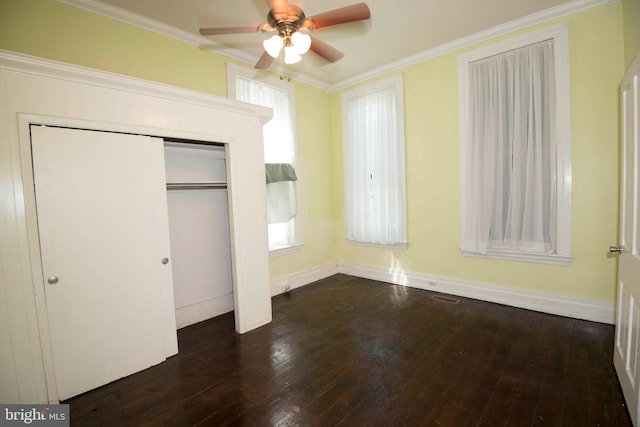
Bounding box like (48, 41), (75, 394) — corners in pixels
(226, 63), (302, 256)
(341, 73), (408, 249)
(458, 23), (572, 266)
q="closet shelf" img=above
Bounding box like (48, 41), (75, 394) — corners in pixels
(166, 182), (227, 190)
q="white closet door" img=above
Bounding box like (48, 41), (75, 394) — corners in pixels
(31, 126), (177, 400)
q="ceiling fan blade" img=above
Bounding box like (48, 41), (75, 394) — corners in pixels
(199, 25), (263, 36)
(266, 0), (289, 15)
(304, 3), (371, 30)
(255, 51), (275, 69)
(309, 37), (344, 63)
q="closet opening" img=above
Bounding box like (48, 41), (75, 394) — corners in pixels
(164, 140), (234, 330)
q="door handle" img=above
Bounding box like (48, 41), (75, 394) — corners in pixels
(161, 257), (169, 265)
(609, 246), (622, 254)
(47, 276), (59, 285)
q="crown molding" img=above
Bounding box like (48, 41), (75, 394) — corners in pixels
(54, 0), (331, 91)
(55, 0), (619, 93)
(329, 0), (620, 92)
(0, 49), (272, 121)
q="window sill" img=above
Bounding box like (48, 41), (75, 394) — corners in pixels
(346, 239), (408, 250)
(461, 249), (571, 266)
(269, 243), (303, 258)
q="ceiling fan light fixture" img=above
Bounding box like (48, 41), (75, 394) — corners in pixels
(284, 46), (302, 64)
(291, 31), (311, 55)
(199, 2), (370, 69)
(263, 34), (284, 58)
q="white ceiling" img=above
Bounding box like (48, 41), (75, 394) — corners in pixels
(65, 0), (599, 89)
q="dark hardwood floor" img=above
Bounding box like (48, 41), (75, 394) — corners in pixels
(64, 274), (631, 426)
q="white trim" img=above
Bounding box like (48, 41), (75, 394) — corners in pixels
(341, 74), (408, 247)
(271, 262), (339, 296)
(56, 0), (209, 48)
(56, 0), (617, 93)
(458, 22), (572, 263)
(175, 294), (234, 329)
(346, 239), (408, 251)
(331, 0), (618, 92)
(227, 62), (303, 253)
(338, 262), (614, 324)
(0, 50), (271, 122)
(341, 72), (405, 98)
(461, 249), (572, 266)
(458, 23), (568, 62)
(226, 62), (297, 95)
(271, 259), (612, 323)
(269, 243), (304, 257)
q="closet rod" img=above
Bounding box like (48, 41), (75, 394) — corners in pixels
(166, 182), (227, 190)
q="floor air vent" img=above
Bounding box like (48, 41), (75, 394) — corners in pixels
(431, 295), (460, 304)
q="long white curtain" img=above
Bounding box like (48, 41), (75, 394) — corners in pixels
(235, 77), (295, 164)
(463, 40), (557, 254)
(344, 83), (407, 245)
(235, 76), (296, 249)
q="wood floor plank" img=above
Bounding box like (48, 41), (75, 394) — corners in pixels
(63, 274), (632, 426)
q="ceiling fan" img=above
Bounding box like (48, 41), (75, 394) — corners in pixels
(199, 0), (371, 69)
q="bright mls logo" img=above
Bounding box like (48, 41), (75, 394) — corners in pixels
(0, 405), (69, 426)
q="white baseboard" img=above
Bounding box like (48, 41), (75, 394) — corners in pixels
(175, 293), (234, 329)
(271, 261), (340, 296)
(338, 261), (615, 324)
(270, 260), (614, 324)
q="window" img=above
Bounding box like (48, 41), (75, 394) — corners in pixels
(458, 23), (572, 265)
(342, 74), (407, 247)
(227, 64), (301, 254)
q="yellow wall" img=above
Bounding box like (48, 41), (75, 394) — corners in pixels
(623, 0), (640, 67)
(0, 0), (628, 304)
(0, 0), (336, 281)
(0, 0), (228, 95)
(334, 4), (624, 303)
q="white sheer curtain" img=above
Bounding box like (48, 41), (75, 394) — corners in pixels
(235, 77), (295, 164)
(463, 40), (557, 254)
(344, 81), (407, 246)
(235, 76), (296, 249)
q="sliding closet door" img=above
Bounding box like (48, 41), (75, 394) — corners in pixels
(31, 126), (177, 400)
